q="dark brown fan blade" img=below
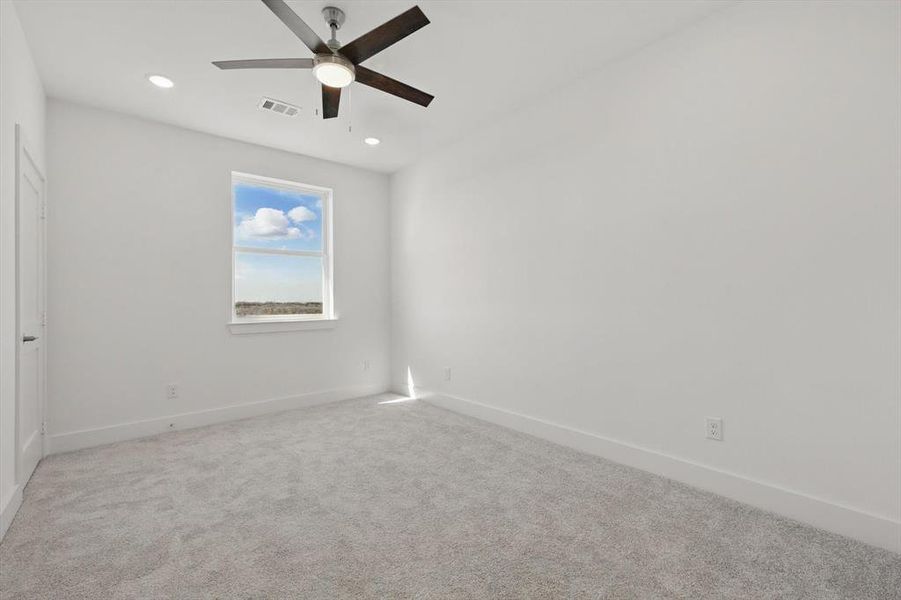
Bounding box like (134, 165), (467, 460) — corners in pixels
(321, 85), (341, 119)
(355, 66), (433, 107)
(338, 6), (429, 65)
(261, 0), (330, 55)
(212, 58), (313, 69)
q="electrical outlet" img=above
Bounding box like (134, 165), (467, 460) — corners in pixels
(362, 359), (371, 371)
(443, 367), (452, 381)
(166, 384), (178, 400)
(705, 417), (723, 441)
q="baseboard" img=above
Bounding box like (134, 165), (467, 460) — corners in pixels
(47, 383), (389, 455)
(0, 485), (24, 542)
(421, 390), (901, 554)
(20, 429), (42, 482)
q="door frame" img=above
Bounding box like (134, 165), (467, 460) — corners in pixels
(15, 123), (47, 484)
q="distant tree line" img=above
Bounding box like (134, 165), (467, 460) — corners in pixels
(235, 301), (322, 316)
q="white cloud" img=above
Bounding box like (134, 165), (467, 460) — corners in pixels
(288, 206), (317, 223)
(237, 208), (302, 239)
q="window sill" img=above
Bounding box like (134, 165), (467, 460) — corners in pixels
(228, 318), (337, 335)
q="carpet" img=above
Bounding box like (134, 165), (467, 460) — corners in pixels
(1, 394), (898, 599)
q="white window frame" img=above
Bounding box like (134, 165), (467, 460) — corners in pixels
(228, 171), (335, 334)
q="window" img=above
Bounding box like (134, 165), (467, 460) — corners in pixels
(230, 172), (333, 329)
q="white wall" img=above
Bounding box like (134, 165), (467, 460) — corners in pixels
(390, 1), (900, 550)
(46, 100), (390, 449)
(0, 0), (46, 537)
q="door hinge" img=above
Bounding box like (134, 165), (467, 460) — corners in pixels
(41, 311), (47, 326)
(40, 202), (46, 219)
(41, 422), (46, 435)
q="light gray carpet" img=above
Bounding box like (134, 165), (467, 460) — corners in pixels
(1, 394), (898, 599)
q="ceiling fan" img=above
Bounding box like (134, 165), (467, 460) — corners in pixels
(213, 0), (434, 119)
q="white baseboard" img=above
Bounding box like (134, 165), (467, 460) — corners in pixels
(47, 383), (389, 455)
(2, 432), (41, 543)
(421, 390), (901, 554)
(0, 484), (24, 542)
(20, 429), (42, 483)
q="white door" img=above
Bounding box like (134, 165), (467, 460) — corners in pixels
(17, 125), (45, 484)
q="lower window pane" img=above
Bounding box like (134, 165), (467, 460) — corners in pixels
(234, 252), (323, 317)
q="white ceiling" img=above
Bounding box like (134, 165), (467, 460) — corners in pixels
(14, 0), (724, 173)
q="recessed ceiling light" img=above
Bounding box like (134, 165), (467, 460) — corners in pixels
(364, 137), (381, 146)
(147, 74), (174, 89)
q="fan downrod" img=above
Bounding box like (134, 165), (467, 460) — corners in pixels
(322, 7), (346, 50)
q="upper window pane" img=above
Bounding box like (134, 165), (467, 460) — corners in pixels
(233, 182), (323, 252)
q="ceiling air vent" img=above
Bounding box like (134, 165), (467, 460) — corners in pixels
(258, 97), (300, 117)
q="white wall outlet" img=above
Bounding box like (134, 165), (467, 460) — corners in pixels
(443, 367), (452, 381)
(166, 384), (178, 400)
(362, 359), (371, 371)
(705, 417), (723, 441)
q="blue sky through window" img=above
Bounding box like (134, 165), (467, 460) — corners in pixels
(234, 183), (322, 252)
(233, 181), (325, 307)
(234, 252), (322, 303)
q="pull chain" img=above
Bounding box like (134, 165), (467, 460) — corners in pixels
(347, 83), (353, 134)
(312, 74), (320, 118)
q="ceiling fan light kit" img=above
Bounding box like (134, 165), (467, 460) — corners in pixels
(212, 0), (434, 119)
(313, 54), (355, 88)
